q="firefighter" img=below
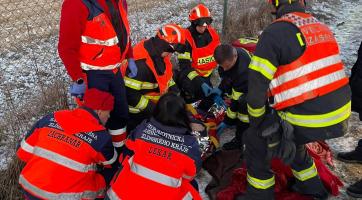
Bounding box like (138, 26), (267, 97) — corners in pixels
(241, 0), (351, 199)
(122, 24), (186, 132)
(58, 0), (134, 151)
(214, 44), (252, 150)
(17, 89), (117, 200)
(106, 92), (202, 200)
(176, 3), (222, 104)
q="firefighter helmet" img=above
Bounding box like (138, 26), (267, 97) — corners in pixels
(156, 24), (185, 44)
(189, 4), (211, 21)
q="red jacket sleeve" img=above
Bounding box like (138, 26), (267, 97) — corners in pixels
(58, 0), (88, 81)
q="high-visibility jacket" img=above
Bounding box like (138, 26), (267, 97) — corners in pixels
(247, 12), (351, 131)
(107, 118), (202, 200)
(79, 0), (130, 71)
(122, 40), (175, 114)
(17, 107), (117, 200)
(184, 26), (220, 77)
(268, 12), (349, 110)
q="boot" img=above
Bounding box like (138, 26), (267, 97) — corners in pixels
(337, 149), (362, 164)
(292, 176), (328, 200)
(347, 179), (362, 198)
(223, 136), (243, 150)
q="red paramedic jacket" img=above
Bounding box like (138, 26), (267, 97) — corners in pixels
(17, 107), (117, 200)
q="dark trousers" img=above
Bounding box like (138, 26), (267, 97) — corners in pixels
(86, 70), (129, 130)
(356, 139), (362, 152)
(243, 128), (322, 200)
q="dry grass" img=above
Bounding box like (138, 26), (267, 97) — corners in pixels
(222, 0), (273, 43)
(0, 158), (25, 200)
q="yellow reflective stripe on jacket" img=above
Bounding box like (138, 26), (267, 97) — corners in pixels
(195, 68), (213, 77)
(247, 104), (266, 118)
(187, 71), (199, 80)
(237, 113), (249, 123)
(249, 56), (277, 80)
(226, 107), (237, 119)
(124, 76), (158, 90)
(144, 94), (160, 102)
(292, 162), (318, 182)
(168, 79), (176, 87)
(278, 101), (351, 128)
(178, 52), (192, 60)
(247, 173), (275, 190)
(129, 96), (149, 114)
(231, 88), (243, 101)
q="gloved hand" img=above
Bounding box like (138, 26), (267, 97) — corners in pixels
(201, 83), (213, 97)
(216, 122), (231, 137)
(69, 81), (86, 99)
(127, 58), (138, 78)
(213, 95), (227, 108)
(201, 83), (222, 97)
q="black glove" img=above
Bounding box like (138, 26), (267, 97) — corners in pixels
(259, 110), (296, 165)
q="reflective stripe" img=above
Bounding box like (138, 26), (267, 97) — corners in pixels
(187, 71), (199, 80)
(278, 101), (351, 128)
(296, 33), (305, 47)
(144, 94), (160, 102)
(247, 173), (275, 190)
(292, 162), (318, 182)
(270, 54), (342, 89)
(182, 174), (194, 180)
(237, 113), (250, 123)
(19, 175), (104, 200)
(107, 187), (121, 200)
(20, 139), (34, 153)
(113, 140), (125, 148)
(247, 104), (266, 118)
(81, 36), (119, 46)
(129, 157), (182, 188)
(109, 127), (127, 136)
(249, 56), (277, 80)
(182, 192), (193, 200)
(274, 69), (346, 105)
(81, 62), (121, 71)
(129, 96), (150, 114)
(33, 147), (97, 173)
(124, 76), (158, 90)
(226, 108), (237, 119)
(178, 52), (192, 60)
(168, 79), (176, 87)
(231, 88), (243, 101)
(102, 149), (118, 166)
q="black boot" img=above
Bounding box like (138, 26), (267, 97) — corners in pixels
(337, 149), (362, 164)
(292, 176), (328, 200)
(347, 179), (362, 198)
(223, 136), (243, 150)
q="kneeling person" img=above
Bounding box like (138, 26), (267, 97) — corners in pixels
(17, 89), (118, 200)
(107, 93), (202, 200)
(214, 44), (252, 150)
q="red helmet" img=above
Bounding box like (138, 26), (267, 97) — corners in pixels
(156, 24), (185, 45)
(267, 0), (303, 7)
(189, 4), (211, 21)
